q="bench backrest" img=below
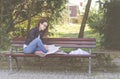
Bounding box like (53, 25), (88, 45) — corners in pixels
(43, 38), (96, 48)
(11, 37), (96, 48)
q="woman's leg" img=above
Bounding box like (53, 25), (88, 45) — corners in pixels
(23, 38), (48, 54)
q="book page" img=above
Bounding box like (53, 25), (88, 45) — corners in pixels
(46, 45), (61, 54)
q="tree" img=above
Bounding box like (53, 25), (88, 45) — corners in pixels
(78, 0), (92, 38)
(88, 0), (120, 49)
(101, 0), (120, 49)
(0, 0), (68, 49)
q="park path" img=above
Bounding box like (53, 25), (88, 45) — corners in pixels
(0, 69), (120, 79)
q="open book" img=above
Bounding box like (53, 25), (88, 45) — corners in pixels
(46, 45), (61, 54)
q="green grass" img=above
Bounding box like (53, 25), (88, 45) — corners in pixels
(49, 23), (100, 39)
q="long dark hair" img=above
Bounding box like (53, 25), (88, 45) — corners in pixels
(37, 18), (48, 27)
(37, 18), (48, 38)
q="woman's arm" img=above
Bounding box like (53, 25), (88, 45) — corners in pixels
(24, 28), (36, 45)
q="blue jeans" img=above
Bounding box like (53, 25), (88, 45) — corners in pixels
(23, 38), (48, 54)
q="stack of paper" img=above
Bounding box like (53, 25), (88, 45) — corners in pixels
(69, 48), (90, 55)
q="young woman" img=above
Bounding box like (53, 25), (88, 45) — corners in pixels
(23, 18), (48, 57)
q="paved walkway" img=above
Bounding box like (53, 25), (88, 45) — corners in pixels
(0, 53), (120, 79)
(1, 70), (120, 79)
(0, 69), (120, 79)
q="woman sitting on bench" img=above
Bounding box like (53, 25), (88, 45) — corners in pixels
(23, 18), (49, 57)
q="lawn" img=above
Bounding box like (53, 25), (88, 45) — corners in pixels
(49, 23), (100, 46)
(49, 23), (99, 38)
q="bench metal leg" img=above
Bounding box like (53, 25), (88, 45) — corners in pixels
(88, 49), (92, 74)
(88, 57), (91, 74)
(13, 57), (20, 71)
(9, 56), (13, 74)
(9, 56), (20, 74)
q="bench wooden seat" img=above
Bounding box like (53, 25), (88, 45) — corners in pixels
(5, 53), (94, 58)
(4, 37), (96, 74)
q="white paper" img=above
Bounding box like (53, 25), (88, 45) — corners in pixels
(46, 45), (61, 54)
(69, 48), (90, 55)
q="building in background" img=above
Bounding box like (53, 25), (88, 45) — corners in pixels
(68, 0), (99, 23)
(68, 0), (87, 23)
(69, 5), (78, 17)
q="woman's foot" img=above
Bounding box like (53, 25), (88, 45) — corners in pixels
(35, 51), (46, 57)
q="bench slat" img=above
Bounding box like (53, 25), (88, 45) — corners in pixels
(11, 38), (96, 48)
(4, 53), (95, 58)
(11, 44), (96, 48)
(11, 41), (96, 45)
(43, 38), (96, 41)
(44, 41), (96, 44)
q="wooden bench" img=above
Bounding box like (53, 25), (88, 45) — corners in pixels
(4, 37), (96, 74)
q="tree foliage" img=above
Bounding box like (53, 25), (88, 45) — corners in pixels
(88, 0), (120, 49)
(101, 0), (120, 49)
(0, 0), (68, 49)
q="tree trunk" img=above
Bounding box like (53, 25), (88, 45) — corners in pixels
(78, 0), (92, 38)
(27, 1), (34, 35)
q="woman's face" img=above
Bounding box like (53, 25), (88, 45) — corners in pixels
(39, 22), (48, 31)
